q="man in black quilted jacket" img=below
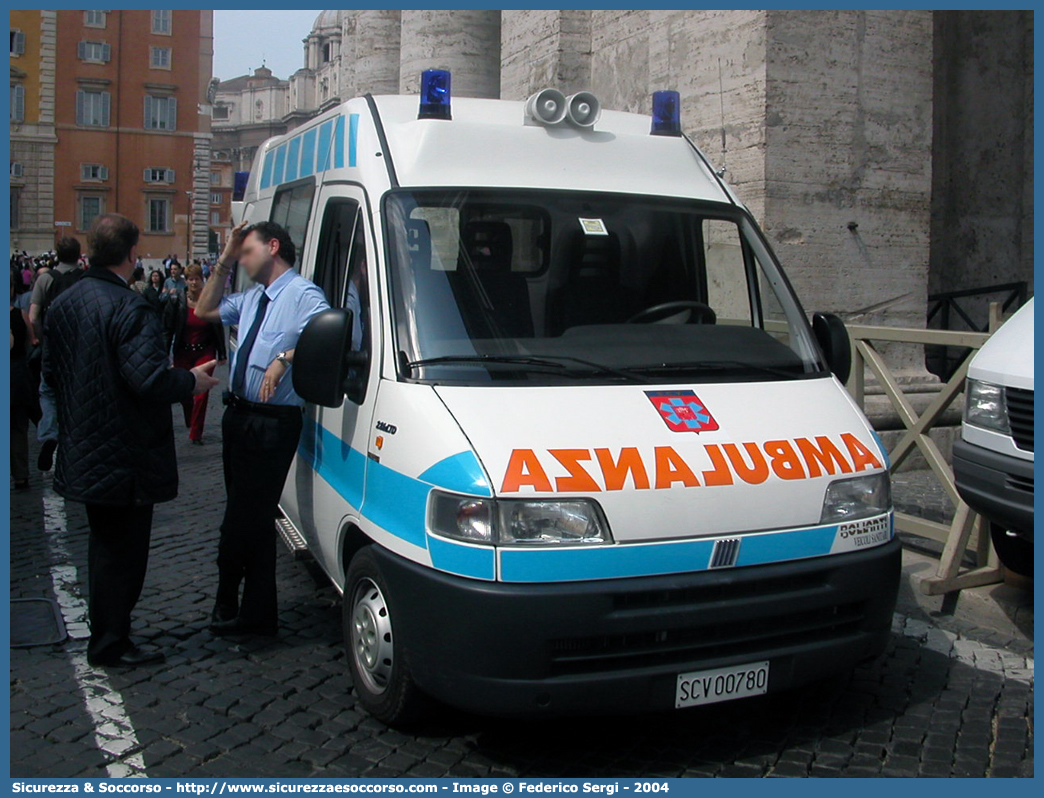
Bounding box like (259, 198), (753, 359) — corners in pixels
(42, 214), (220, 668)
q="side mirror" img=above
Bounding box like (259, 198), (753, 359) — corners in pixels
(812, 312), (852, 384)
(292, 309), (355, 408)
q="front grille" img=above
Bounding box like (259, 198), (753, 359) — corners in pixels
(547, 601), (866, 675)
(1007, 473), (1034, 494)
(613, 569), (829, 610)
(1006, 387), (1033, 452)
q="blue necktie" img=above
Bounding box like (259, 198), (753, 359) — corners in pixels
(232, 292), (270, 397)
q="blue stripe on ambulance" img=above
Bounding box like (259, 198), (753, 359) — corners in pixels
(497, 525), (839, 583)
(259, 113), (358, 190)
(299, 418), (494, 578)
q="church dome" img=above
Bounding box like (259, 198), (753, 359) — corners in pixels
(311, 10), (342, 33)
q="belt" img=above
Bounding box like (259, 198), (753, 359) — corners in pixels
(222, 390), (303, 418)
(181, 342), (211, 352)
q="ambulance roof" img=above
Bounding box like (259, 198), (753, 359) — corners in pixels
(370, 95), (731, 202)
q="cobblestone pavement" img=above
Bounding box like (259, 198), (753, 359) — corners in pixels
(9, 384), (1034, 778)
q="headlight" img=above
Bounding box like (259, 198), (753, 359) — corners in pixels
(820, 472), (891, 525)
(965, 378), (1010, 434)
(428, 491), (612, 546)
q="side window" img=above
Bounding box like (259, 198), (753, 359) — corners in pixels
(344, 214), (371, 404)
(702, 219), (752, 326)
(269, 182), (315, 268)
(312, 200), (359, 308)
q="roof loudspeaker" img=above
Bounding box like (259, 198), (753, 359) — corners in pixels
(566, 92), (600, 129)
(525, 88), (568, 126)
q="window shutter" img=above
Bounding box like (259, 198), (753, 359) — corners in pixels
(102, 43), (111, 62)
(167, 97), (177, 131)
(144, 95), (152, 128)
(81, 164), (89, 180)
(143, 168), (152, 182)
(78, 40), (86, 60)
(15, 85), (24, 122)
(76, 90), (84, 125)
(101, 91), (110, 126)
(166, 169), (176, 183)
(100, 165), (108, 180)
(15, 31), (25, 54)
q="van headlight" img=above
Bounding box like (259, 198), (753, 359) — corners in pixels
(820, 473), (891, 525)
(964, 378), (1010, 434)
(428, 491), (613, 546)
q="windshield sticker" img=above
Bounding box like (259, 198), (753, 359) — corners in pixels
(578, 217), (608, 235)
(500, 433), (884, 494)
(646, 390), (719, 433)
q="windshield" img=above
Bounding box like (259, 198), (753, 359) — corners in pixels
(385, 189), (825, 385)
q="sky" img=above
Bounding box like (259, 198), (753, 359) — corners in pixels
(212, 10), (324, 83)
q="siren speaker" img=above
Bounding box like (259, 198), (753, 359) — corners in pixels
(566, 92), (601, 129)
(525, 88), (568, 126)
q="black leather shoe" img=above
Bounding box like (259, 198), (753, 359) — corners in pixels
(209, 604), (238, 628)
(209, 618), (277, 637)
(89, 645), (166, 668)
(37, 439), (57, 472)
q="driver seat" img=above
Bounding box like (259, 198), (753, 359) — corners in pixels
(549, 231), (633, 335)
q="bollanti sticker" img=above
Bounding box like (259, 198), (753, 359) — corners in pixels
(831, 514), (892, 554)
(578, 217), (608, 235)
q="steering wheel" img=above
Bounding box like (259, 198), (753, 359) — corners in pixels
(626, 301), (717, 325)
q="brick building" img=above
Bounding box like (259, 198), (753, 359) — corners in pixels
(10, 10), (214, 266)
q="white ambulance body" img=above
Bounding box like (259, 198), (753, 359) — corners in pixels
(234, 78), (900, 724)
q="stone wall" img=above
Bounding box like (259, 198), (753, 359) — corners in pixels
(930, 11), (1034, 330)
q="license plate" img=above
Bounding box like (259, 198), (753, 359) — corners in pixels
(675, 660), (769, 708)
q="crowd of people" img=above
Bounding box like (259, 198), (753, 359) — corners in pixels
(10, 214), (328, 668)
(10, 246), (230, 482)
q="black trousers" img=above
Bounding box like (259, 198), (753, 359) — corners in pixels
(217, 403), (303, 628)
(84, 503), (154, 664)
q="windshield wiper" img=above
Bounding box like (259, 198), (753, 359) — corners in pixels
(406, 354), (644, 382)
(625, 359), (802, 380)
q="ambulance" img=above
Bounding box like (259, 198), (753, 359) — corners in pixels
(232, 71), (901, 725)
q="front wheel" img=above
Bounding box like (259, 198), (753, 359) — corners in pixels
(343, 546), (427, 726)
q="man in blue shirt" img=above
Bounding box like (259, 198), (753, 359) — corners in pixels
(160, 263), (187, 304)
(195, 220), (329, 636)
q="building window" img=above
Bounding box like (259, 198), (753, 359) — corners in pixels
(84, 11), (106, 28)
(147, 197), (171, 233)
(11, 84), (25, 122)
(212, 104), (229, 121)
(75, 89), (111, 127)
(210, 192), (222, 205)
(81, 163), (109, 181)
(210, 171), (221, 186)
(10, 29), (25, 56)
(211, 211), (221, 226)
(144, 95), (177, 130)
(150, 46), (171, 69)
(11, 189), (20, 229)
(151, 11), (172, 35)
(143, 167), (175, 184)
(80, 195), (103, 231)
(78, 40), (111, 63)
(10, 162), (24, 179)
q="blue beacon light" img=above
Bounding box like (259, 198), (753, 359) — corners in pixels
(419, 69), (452, 120)
(651, 90), (681, 136)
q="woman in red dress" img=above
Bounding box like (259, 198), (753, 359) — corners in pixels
(171, 264), (227, 444)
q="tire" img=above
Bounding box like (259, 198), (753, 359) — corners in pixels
(343, 546), (427, 726)
(990, 523), (1033, 578)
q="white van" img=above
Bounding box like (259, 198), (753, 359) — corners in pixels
(954, 298), (1034, 576)
(233, 73), (900, 724)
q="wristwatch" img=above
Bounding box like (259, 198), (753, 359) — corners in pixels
(275, 351), (290, 368)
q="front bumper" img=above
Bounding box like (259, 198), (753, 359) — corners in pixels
(953, 438), (1034, 537)
(376, 537), (901, 717)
